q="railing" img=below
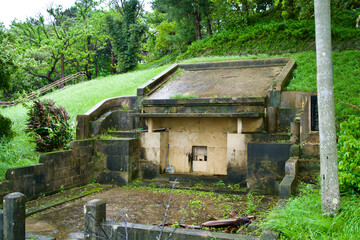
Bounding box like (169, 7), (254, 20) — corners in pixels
(0, 71), (86, 108)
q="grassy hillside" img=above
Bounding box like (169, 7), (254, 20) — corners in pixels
(0, 65), (170, 179)
(179, 18), (360, 59)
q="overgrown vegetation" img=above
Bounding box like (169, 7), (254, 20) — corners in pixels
(262, 184), (360, 239)
(25, 99), (73, 152)
(0, 113), (14, 139)
(338, 115), (360, 193)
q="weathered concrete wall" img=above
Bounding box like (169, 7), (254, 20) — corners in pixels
(139, 117), (264, 176)
(2, 140), (97, 200)
(247, 143), (292, 194)
(151, 118), (236, 175)
(0, 138), (139, 201)
(227, 134), (252, 183)
(76, 96), (137, 139)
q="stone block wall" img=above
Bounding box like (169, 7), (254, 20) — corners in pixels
(0, 138), (139, 201)
(1, 140), (97, 200)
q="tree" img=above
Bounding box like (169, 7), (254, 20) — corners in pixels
(106, 0), (146, 72)
(0, 23), (16, 91)
(314, 0), (340, 214)
(153, 0), (211, 40)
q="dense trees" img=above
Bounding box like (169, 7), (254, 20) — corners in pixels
(0, 0), (359, 100)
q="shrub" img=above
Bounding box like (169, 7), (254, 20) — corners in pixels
(338, 115), (360, 193)
(0, 113), (14, 139)
(25, 99), (72, 152)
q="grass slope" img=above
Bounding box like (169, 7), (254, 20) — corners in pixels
(0, 65), (170, 179)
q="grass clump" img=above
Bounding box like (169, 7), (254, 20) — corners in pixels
(262, 184), (360, 239)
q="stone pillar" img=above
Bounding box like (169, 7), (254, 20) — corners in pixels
(146, 118), (154, 133)
(237, 118), (243, 134)
(3, 192), (25, 240)
(290, 121), (300, 144)
(85, 199), (106, 240)
(267, 107), (278, 133)
(0, 209), (3, 240)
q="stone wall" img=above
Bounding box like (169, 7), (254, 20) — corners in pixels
(0, 138), (139, 201)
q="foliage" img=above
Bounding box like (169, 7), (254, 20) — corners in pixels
(106, 0), (146, 73)
(0, 113), (14, 139)
(25, 99), (73, 152)
(338, 115), (360, 193)
(0, 23), (16, 91)
(261, 184), (360, 239)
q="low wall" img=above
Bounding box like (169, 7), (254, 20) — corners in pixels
(1, 140), (97, 200)
(0, 138), (139, 201)
(76, 96), (137, 139)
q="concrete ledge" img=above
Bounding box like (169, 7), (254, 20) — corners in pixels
(102, 222), (257, 240)
(285, 158), (298, 176)
(76, 96), (136, 139)
(179, 58), (290, 71)
(279, 175), (296, 199)
(279, 157), (299, 199)
(143, 97), (266, 106)
(274, 58), (296, 91)
(137, 64), (179, 96)
(136, 112), (264, 118)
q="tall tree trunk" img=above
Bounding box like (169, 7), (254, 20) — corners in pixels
(206, 17), (213, 37)
(60, 55), (65, 78)
(194, 12), (202, 40)
(314, 0), (340, 215)
(93, 54), (98, 79)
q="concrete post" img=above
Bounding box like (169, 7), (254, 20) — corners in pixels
(0, 210), (3, 240)
(3, 192), (25, 240)
(147, 118), (154, 133)
(290, 121), (300, 143)
(85, 199), (106, 240)
(237, 118), (243, 134)
(267, 107), (278, 133)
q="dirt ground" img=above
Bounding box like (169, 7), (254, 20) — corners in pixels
(26, 185), (278, 239)
(148, 67), (282, 99)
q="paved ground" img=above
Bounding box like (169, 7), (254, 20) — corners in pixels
(148, 67), (282, 99)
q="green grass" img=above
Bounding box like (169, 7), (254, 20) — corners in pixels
(261, 184), (360, 239)
(0, 65), (170, 180)
(287, 51), (360, 122)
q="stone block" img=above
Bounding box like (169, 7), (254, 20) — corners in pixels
(106, 155), (129, 171)
(301, 143), (320, 158)
(279, 175), (296, 199)
(3, 192), (26, 240)
(85, 199), (106, 240)
(226, 163), (246, 184)
(285, 158), (298, 176)
(140, 161), (159, 179)
(96, 140), (129, 155)
(247, 143), (292, 195)
(97, 171), (127, 185)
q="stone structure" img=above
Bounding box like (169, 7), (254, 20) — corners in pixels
(0, 58), (320, 199)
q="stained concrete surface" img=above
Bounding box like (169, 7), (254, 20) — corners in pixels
(26, 186), (277, 239)
(148, 67), (282, 99)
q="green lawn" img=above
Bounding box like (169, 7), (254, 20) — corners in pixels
(0, 65), (170, 179)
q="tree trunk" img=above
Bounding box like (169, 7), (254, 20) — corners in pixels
(314, 0), (340, 215)
(194, 12), (202, 40)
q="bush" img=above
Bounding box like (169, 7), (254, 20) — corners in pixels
(25, 99), (72, 152)
(0, 113), (14, 139)
(338, 115), (360, 193)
